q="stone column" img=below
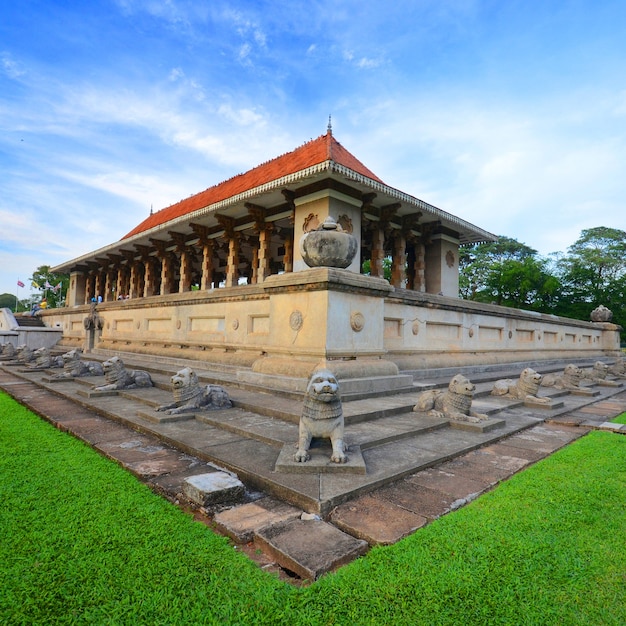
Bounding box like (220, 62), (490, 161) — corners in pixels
(391, 232), (407, 288)
(128, 263), (139, 299)
(177, 249), (191, 292)
(160, 254), (174, 295)
(370, 227), (385, 278)
(216, 215), (239, 288)
(143, 258), (155, 297)
(104, 268), (114, 301)
(200, 240), (214, 290)
(413, 241), (426, 292)
(116, 267), (125, 299)
(283, 233), (293, 273)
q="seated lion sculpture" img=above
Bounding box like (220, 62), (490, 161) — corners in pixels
(413, 374), (488, 423)
(52, 349), (104, 379)
(581, 361), (621, 387)
(94, 356), (153, 391)
(490, 367), (551, 404)
(28, 346), (63, 370)
(16, 345), (35, 364)
(541, 364), (583, 390)
(295, 368), (347, 464)
(156, 367), (232, 415)
(0, 343), (16, 358)
(608, 358), (626, 379)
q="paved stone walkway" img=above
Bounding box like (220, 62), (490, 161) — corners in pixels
(1, 361), (625, 581)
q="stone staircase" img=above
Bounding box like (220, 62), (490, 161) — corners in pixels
(4, 349), (624, 515)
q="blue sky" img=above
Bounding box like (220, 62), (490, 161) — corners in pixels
(2, 0), (625, 298)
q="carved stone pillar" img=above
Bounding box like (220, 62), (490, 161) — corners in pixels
(160, 254), (174, 295)
(370, 227), (385, 278)
(178, 248), (192, 293)
(116, 267), (125, 298)
(143, 258), (155, 297)
(128, 263), (139, 299)
(85, 273), (95, 304)
(283, 235), (293, 273)
(104, 268), (114, 301)
(413, 241), (426, 292)
(201, 240), (214, 290)
(391, 232), (407, 288)
(216, 215), (239, 288)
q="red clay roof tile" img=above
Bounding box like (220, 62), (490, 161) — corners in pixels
(123, 132), (383, 239)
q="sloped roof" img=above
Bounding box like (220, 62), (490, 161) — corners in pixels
(123, 131), (382, 239)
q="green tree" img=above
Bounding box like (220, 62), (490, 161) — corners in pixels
(29, 266), (69, 309)
(554, 226), (626, 334)
(459, 236), (559, 309)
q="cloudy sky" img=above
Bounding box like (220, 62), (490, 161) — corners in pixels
(2, 0), (625, 298)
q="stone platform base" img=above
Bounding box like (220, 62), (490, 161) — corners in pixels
(137, 409), (196, 424)
(274, 442), (366, 474)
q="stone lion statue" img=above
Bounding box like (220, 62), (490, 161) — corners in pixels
(94, 356), (153, 391)
(52, 349), (104, 379)
(16, 345), (36, 364)
(490, 367), (551, 404)
(295, 369), (347, 463)
(156, 367), (232, 415)
(414, 374), (488, 423)
(581, 361), (622, 387)
(28, 346), (63, 370)
(0, 343), (16, 358)
(541, 364), (583, 390)
(608, 358), (626, 379)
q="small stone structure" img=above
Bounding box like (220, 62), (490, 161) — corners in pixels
(414, 374), (488, 423)
(490, 367), (552, 405)
(295, 369), (347, 463)
(52, 349), (104, 379)
(94, 356), (153, 391)
(157, 367), (232, 415)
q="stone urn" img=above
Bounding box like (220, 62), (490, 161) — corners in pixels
(300, 216), (358, 269)
(590, 304), (613, 322)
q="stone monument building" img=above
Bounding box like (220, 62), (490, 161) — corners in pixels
(48, 128), (621, 389)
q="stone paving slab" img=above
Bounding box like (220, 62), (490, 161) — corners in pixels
(329, 494), (428, 545)
(373, 481), (459, 519)
(213, 497), (302, 543)
(255, 518), (368, 580)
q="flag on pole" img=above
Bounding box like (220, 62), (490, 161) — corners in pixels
(45, 280), (53, 289)
(54, 282), (62, 292)
(32, 281), (40, 289)
(17, 280), (25, 288)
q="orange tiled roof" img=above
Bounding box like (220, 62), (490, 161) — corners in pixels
(122, 132), (384, 239)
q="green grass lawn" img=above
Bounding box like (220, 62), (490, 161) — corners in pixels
(1, 391), (625, 625)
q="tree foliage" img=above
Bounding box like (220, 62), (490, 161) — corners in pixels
(28, 266), (69, 309)
(459, 228), (626, 341)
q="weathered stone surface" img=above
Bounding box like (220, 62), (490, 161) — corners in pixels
(330, 494), (428, 545)
(183, 472), (245, 507)
(213, 497), (302, 543)
(255, 518), (368, 580)
(275, 442), (366, 474)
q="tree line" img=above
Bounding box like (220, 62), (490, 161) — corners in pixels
(460, 226), (626, 341)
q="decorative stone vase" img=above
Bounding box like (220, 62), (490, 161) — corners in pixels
(590, 304), (613, 322)
(300, 216), (358, 269)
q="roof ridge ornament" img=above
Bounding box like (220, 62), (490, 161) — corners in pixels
(327, 114), (332, 135)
